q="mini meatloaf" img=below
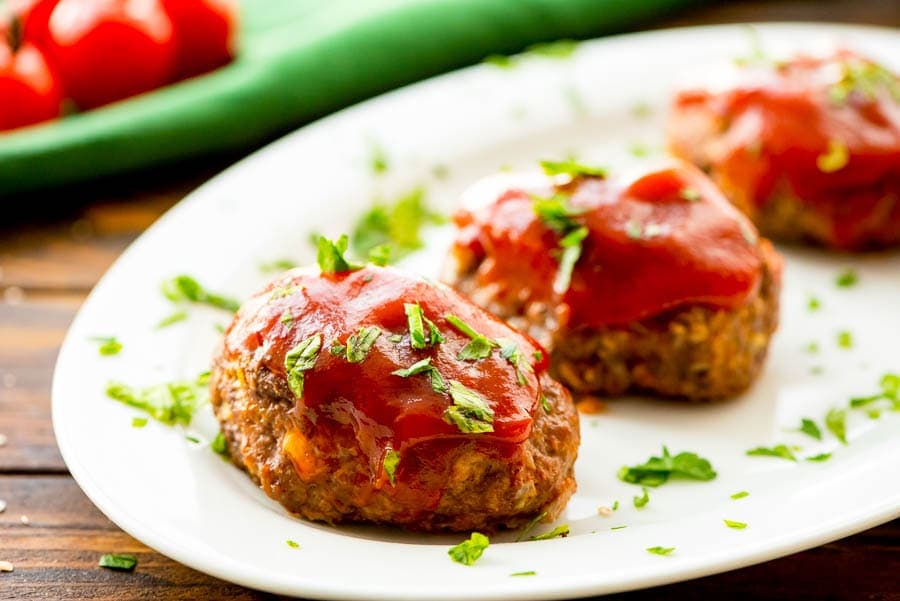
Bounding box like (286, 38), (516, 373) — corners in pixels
(210, 245), (578, 533)
(669, 50), (900, 250)
(444, 160), (782, 401)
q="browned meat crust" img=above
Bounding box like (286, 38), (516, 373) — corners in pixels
(446, 241), (782, 402)
(210, 356), (578, 533)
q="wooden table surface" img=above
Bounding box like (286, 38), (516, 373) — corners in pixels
(2, 1), (899, 599)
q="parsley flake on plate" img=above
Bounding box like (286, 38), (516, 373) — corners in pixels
(618, 446), (717, 487)
(448, 532), (489, 566)
(91, 336), (122, 356)
(530, 524), (569, 541)
(98, 554), (137, 572)
(540, 158), (607, 179)
(391, 357), (447, 393)
(317, 235), (363, 274)
(131, 417), (147, 428)
(286, 539), (300, 549)
(515, 511), (547, 542)
(724, 519), (747, 530)
(156, 310), (188, 329)
(510, 570), (536, 577)
(284, 334), (322, 398)
(731, 491), (750, 500)
(807, 296), (821, 311)
(805, 452), (832, 462)
(444, 314), (496, 360)
(610, 525), (627, 531)
(837, 330), (854, 349)
(211, 432), (229, 458)
(106, 374), (208, 427)
(646, 546), (675, 556)
(350, 188), (444, 266)
(633, 487), (650, 508)
(746, 444), (797, 462)
(825, 408), (848, 445)
(795, 418), (823, 440)
(850, 373), (900, 411)
(444, 381), (494, 434)
(161, 274), (240, 312)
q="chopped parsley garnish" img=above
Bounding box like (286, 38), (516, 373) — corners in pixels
(731, 491), (750, 500)
(346, 326), (382, 363)
(284, 334), (322, 398)
(805, 452), (832, 462)
(448, 532), (489, 566)
(131, 417), (147, 428)
(383, 450), (401, 486)
(106, 374), (208, 427)
(540, 394), (552, 413)
(161, 275), (240, 312)
(370, 141), (389, 174)
(825, 407), (848, 445)
(269, 284), (301, 300)
(611, 500), (619, 511)
(156, 310), (188, 329)
(617, 446), (717, 487)
(483, 40), (578, 68)
(330, 342), (346, 356)
(404, 303), (442, 349)
(724, 519), (747, 530)
(532, 193), (585, 233)
(850, 373), (900, 411)
(98, 554), (137, 572)
(316, 235), (362, 274)
(633, 487), (650, 508)
(625, 220), (663, 241)
(286, 539), (300, 549)
(795, 418), (822, 440)
(836, 269), (858, 288)
(828, 58), (900, 106)
(805, 341), (820, 354)
(807, 296), (821, 311)
(515, 511), (547, 542)
(837, 330), (853, 349)
(529, 524), (569, 541)
(679, 187), (701, 202)
(211, 432), (229, 457)
(259, 259), (298, 273)
(350, 188), (444, 265)
(816, 139), (849, 173)
(445, 314), (496, 361)
(646, 546), (674, 556)
(92, 336), (122, 356)
(554, 226), (589, 294)
(391, 357), (448, 393)
(497, 339), (533, 385)
(539, 159), (607, 179)
(185, 435), (201, 444)
(280, 310), (294, 326)
(444, 381), (494, 433)
(746, 444), (797, 462)
(610, 525), (627, 531)
(510, 571), (536, 577)
(629, 143), (650, 158)
(388, 334), (403, 343)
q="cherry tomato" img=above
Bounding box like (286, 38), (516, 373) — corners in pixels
(0, 40), (63, 131)
(44, 0), (176, 109)
(160, 0), (237, 79)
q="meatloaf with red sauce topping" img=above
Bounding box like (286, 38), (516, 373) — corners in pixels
(669, 50), (900, 250)
(444, 161), (782, 401)
(211, 255), (578, 532)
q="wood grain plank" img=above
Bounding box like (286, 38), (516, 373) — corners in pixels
(0, 475), (897, 601)
(650, 0), (900, 28)
(0, 293), (84, 472)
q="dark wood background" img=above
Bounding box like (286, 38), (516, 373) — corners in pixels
(2, 1), (899, 599)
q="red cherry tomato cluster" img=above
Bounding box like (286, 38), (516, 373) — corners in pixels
(1, 0), (237, 132)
